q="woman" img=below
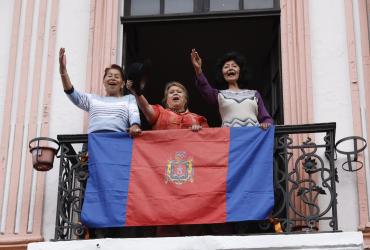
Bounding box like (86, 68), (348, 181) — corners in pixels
(59, 48), (142, 239)
(125, 63), (208, 131)
(190, 49), (273, 129)
(59, 48), (141, 136)
(190, 49), (274, 235)
(126, 63), (208, 236)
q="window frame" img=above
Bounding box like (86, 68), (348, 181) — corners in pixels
(122, 0), (280, 23)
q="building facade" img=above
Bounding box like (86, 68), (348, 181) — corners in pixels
(0, 0), (370, 249)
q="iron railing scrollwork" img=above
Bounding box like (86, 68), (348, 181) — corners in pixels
(266, 123), (338, 233)
(55, 134), (88, 240)
(54, 123), (366, 240)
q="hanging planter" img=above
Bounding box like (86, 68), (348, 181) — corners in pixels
(29, 137), (60, 171)
(335, 136), (367, 172)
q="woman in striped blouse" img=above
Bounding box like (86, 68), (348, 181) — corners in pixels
(59, 48), (141, 137)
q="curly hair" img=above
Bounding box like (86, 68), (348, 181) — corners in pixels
(215, 51), (250, 89)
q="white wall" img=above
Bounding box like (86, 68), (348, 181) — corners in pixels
(309, 0), (359, 231)
(43, 0), (91, 241)
(117, 0), (124, 66)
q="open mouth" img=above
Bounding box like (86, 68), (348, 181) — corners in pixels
(227, 71), (236, 76)
(172, 96), (180, 101)
(107, 81), (118, 86)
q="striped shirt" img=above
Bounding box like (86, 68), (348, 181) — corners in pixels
(66, 88), (141, 133)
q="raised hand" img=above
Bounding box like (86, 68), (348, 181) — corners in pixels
(190, 48), (202, 75)
(59, 48), (67, 74)
(58, 47), (73, 91)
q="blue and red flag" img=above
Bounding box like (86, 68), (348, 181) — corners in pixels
(81, 126), (275, 228)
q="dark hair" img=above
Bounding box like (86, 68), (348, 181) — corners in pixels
(215, 51), (250, 89)
(103, 64), (124, 80)
(162, 81), (189, 110)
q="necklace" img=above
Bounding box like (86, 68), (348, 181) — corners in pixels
(168, 107), (186, 114)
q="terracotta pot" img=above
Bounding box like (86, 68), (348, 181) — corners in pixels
(29, 137), (60, 171)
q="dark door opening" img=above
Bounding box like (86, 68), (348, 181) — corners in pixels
(123, 15), (283, 129)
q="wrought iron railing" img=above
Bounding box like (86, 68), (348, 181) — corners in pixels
(54, 134), (88, 240)
(54, 122), (356, 240)
(270, 123), (337, 233)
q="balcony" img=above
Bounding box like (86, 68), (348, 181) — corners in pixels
(53, 122), (348, 240)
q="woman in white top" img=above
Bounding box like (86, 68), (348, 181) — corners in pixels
(190, 49), (273, 129)
(59, 48), (141, 136)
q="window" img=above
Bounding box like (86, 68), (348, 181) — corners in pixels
(124, 0), (279, 18)
(244, 0), (274, 9)
(165, 0), (194, 14)
(209, 0), (239, 11)
(131, 0), (160, 15)
(121, 0), (283, 127)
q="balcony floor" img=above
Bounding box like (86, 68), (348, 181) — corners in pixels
(28, 232), (363, 250)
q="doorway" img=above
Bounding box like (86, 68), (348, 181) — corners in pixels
(123, 15), (283, 129)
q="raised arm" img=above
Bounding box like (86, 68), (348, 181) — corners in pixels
(191, 49), (219, 106)
(59, 48), (73, 92)
(190, 48), (203, 76)
(58, 48), (91, 111)
(126, 80), (156, 125)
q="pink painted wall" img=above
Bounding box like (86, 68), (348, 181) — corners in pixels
(0, 0), (59, 247)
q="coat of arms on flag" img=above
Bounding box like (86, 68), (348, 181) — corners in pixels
(165, 151), (194, 185)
